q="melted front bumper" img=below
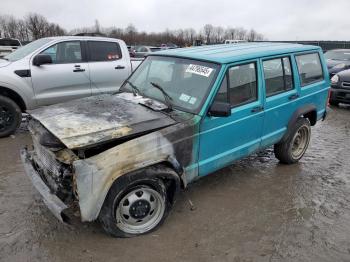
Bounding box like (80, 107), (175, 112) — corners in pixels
(20, 148), (70, 223)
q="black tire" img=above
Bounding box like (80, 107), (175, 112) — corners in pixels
(274, 118), (311, 164)
(99, 165), (178, 238)
(0, 95), (22, 138)
(329, 100), (339, 106)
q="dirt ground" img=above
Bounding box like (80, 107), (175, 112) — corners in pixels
(1, 106), (350, 262)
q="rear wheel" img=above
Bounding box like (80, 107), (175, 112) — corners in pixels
(0, 95), (21, 138)
(274, 118), (311, 164)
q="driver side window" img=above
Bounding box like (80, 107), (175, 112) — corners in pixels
(214, 62), (258, 107)
(41, 41), (82, 64)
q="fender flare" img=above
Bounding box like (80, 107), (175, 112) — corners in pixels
(74, 156), (185, 222)
(280, 104), (317, 143)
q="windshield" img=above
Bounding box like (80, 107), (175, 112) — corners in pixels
(4, 38), (52, 61)
(121, 56), (220, 114)
(324, 50), (350, 61)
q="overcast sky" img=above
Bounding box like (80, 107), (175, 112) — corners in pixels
(2, 0), (350, 41)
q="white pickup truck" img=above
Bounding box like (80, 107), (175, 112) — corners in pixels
(0, 36), (143, 137)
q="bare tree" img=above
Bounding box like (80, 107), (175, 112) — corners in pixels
(17, 19), (30, 41)
(213, 26), (224, 43)
(247, 29), (264, 41)
(203, 24), (214, 44)
(225, 27), (238, 40)
(94, 19), (101, 33)
(124, 23), (137, 44)
(236, 27), (248, 40)
(183, 28), (196, 45)
(25, 13), (48, 39)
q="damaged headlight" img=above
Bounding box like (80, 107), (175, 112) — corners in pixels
(331, 75), (339, 85)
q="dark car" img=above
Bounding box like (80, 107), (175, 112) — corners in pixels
(330, 69), (350, 106)
(324, 49), (350, 77)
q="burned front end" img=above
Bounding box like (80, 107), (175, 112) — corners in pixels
(21, 93), (199, 224)
(21, 120), (77, 222)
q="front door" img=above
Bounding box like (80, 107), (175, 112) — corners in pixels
(87, 41), (131, 95)
(31, 40), (91, 106)
(199, 61), (264, 176)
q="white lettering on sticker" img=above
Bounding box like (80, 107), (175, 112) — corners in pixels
(188, 97), (197, 104)
(179, 93), (191, 102)
(186, 64), (213, 77)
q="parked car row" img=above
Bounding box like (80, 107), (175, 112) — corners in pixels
(128, 43), (178, 58)
(0, 36), (142, 137)
(323, 49), (350, 106)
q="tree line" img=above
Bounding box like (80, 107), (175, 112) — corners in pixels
(0, 13), (65, 42)
(0, 13), (265, 46)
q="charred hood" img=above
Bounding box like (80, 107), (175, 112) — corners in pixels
(29, 93), (177, 149)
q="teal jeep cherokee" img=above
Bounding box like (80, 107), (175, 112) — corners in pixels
(21, 43), (330, 237)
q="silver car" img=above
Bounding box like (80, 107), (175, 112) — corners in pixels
(134, 45), (162, 58)
(0, 36), (142, 137)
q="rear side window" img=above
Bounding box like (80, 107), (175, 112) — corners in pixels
(228, 63), (257, 107)
(296, 53), (324, 86)
(263, 57), (293, 96)
(88, 41), (122, 62)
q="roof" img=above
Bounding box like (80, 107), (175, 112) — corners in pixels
(41, 36), (125, 42)
(152, 42), (321, 64)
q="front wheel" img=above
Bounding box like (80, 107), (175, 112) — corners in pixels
(0, 95), (22, 138)
(99, 166), (176, 238)
(274, 118), (311, 164)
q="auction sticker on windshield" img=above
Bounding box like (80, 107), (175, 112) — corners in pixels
(186, 64), (213, 77)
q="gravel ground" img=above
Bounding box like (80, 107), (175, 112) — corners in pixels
(0, 105), (350, 262)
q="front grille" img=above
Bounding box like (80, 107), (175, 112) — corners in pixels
(28, 119), (74, 202)
(341, 82), (350, 89)
(33, 138), (62, 178)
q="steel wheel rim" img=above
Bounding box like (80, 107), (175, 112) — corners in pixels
(0, 105), (13, 132)
(115, 186), (165, 234)
(291, 125), (309, 159)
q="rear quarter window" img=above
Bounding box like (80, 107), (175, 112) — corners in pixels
(296, 53), (324, 86)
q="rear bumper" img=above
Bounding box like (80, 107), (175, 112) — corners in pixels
(20, 148), (70, 223)
(330, 87), (350, 104)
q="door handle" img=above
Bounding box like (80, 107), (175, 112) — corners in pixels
(115, 65), (125, 70)
(289, 94), (299, 100)
(251, 106), (264, 113)
(73, 68), (85, 72)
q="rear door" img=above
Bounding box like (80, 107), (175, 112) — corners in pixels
(31, 40), (92, 106)
(198, 61), (264, 176)
(260, 55), (300, 147)
(87, 41), (131, 95)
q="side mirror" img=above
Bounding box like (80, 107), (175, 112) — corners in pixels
(208, 101), (231, 117)
(33, 54), (52, 66)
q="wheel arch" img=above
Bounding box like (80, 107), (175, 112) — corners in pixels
(0, 86), (27, 112)
(281, 104), (317, 143)
(74, 156), (185, 222)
